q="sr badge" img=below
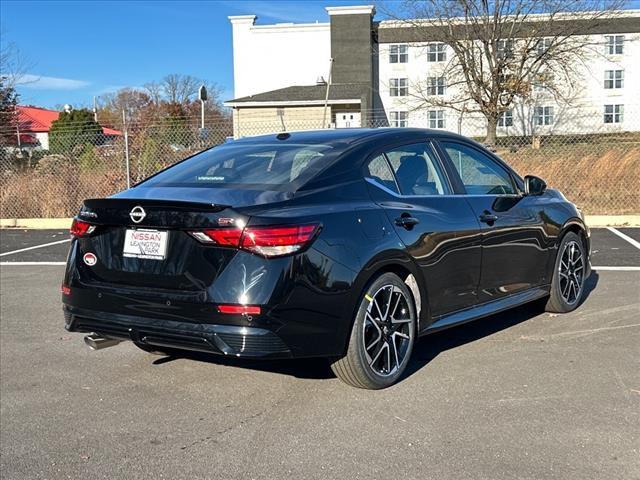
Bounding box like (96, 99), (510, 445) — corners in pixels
(83, 252), (97, 266)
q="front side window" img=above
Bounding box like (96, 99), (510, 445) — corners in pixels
(384, 143), (448, 195)
(604, 104), (624, 123)
(428, 110), (445, 129)
(365, 155), (399, 194)
(441, 142), (516, 195)
(604, 70), (624, 89)
(426, 43), (446, 62)
(498, 110), (513, 127)
(390, 78), (408, 96)
(389, 44), (409, 63)
(605, 35), (624, 55)
(427, 76), (446, 96)
(534, 106), (554, 126)
(390, 111), (408, 128)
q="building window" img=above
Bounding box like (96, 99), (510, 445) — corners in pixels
(390, 44), (408, 63)
(428, 110), (445, 129)
(604, 70), (624, 89)
(390, 111), (408, 127)
(534, 106), (554, 126)
(604, 104), (624, 123)
(390, 78), (408, 97)
(605, 35), (624, 55)
(532, 72), (553, 92)
(498, 110), (513, 127)
(426, 43), (446, 62)
(497, 39), (514, 60)
(426, 76), (446, 96)
(536, 37), (552, 56)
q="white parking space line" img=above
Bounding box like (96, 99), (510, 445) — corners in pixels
(1, 262), (66, 266)
(606, 227), (640, 250)
(0, 239), (71, 257)
(592, 266), (640, 271)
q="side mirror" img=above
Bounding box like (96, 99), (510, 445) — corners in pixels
(524, 175), (547, 196)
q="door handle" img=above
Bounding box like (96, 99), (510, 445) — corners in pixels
(479, 212), (498, 224)
(395, 215), (420, 229)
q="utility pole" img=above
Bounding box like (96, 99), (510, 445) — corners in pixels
(122, 109), (130, 189)
(322, 58), (334, 129)
(93, 96), (98, 122)
(198, 85), (208, 145)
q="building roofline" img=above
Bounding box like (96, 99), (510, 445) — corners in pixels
(326, 5), (375, 16)
(377, 9), (640, 28)
(224, 99), (361, 108)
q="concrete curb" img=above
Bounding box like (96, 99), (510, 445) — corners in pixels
(0, 215), (638, 229)
(1, 218), (73, 229)
(584, 215), (640, 227)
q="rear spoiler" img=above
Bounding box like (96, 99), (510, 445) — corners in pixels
(82, 198), (230, 212)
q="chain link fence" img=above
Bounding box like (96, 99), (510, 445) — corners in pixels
(1, 111), (638, 218)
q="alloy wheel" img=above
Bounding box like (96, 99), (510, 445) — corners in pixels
(558, 240), (584, 305)
(362, 284), (414, 377)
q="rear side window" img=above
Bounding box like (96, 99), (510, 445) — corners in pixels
(365, 155), (399, 194)
(384, 143), (448, 195)
(441, 142), (516, 195)
(141, 143), (335, 190)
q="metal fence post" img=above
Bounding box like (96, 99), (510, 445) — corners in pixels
(122, 109), (131, 189)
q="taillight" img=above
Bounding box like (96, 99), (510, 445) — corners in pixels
(70, 218), (96, 237)
(242, 225), (318, 257)
(189, 224), (319, 258)
(191, 228), (243, 246)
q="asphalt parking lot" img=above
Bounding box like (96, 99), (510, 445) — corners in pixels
(1, 228), (639, 479)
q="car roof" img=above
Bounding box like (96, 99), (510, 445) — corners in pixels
(231, 128), (471, 146)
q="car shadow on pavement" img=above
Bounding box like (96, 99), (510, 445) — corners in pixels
(404, 271), (599, 381)
(153, 272), (599, 384)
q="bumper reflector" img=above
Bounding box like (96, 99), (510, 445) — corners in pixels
(217, 305), (261, 315)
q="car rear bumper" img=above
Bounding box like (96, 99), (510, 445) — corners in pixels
(64, 306), (292, 359)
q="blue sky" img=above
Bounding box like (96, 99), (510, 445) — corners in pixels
(2, 0), (639, 110)
(0, 0), (359, 109)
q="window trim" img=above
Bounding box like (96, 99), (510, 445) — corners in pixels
(362, 140), (455, 198)
(435, 139), (521, 197)
(389, 44), (409, 63)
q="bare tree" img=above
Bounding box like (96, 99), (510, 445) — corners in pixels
(97, 88), (153, 125)
(381, 0), (627, 145)
(0, 31), (35, 90)
(159, 74), (202, 105)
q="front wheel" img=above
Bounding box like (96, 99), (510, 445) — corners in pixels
(331, 272), (417, 389)
(545, 232), (587, 313)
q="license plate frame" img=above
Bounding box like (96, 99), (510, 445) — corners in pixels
(123, 228), (168, 260)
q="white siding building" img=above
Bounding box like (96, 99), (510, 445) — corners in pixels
(226, 6), (640, 137)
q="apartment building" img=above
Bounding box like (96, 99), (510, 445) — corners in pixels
(225, 5), (640, 137)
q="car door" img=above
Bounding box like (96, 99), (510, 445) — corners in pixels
(364, 141), (482, 319)
(437, 140), (550, 303)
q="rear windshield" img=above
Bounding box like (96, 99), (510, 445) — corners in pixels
(140, 142), (338, 191)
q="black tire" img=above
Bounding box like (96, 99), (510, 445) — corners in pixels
(331, 272), (417, 389)
(134, 342), (172, 356)
(545, 231), (587, 313)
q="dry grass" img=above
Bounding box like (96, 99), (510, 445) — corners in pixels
(1, 167), (125, 218)
(501, 144), (640, 214)
(1, 143), (639, 218)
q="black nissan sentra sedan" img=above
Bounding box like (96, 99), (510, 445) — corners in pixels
(62, 128), (590, 389)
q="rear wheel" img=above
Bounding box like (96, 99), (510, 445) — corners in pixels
(331, 273), (416, 389)
(545, 232), (587, 313)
